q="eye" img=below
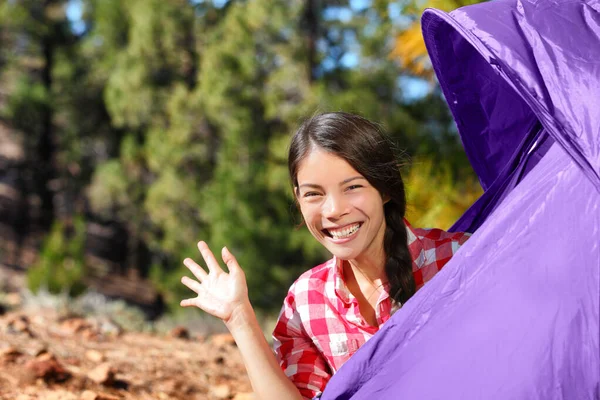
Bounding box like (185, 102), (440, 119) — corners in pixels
(346, 184), (363, 191)
(303, 191), (321, 198)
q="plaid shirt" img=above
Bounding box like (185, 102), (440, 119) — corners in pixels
(272, 220), (471, 399)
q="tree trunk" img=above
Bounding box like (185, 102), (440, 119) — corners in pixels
(303, 0), (320, 82)
(37, 1), (57, 229)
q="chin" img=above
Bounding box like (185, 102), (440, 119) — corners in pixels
(325, 246), (362, 261)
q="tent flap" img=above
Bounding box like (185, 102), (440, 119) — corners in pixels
(422, 0), (600, 193)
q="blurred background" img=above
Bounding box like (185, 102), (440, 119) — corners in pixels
(0, 0), (484, 331)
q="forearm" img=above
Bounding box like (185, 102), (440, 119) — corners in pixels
(226, 301), (303, 400)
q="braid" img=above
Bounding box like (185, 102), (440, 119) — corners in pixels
(383, 202), (415, 305)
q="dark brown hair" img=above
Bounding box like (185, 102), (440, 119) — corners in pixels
(288, 112), (415, 305)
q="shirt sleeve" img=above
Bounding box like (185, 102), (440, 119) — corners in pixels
(272, 288), (332, 400)
(455, 231), (472, 245)
(413, 229), (473, 288)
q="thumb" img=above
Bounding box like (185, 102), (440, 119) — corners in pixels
(180, 298), (196, 308)
(221, 246), (243, 276)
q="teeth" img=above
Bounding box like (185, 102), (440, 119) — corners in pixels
(328, 223), (360, 239)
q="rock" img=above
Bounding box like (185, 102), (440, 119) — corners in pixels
(80, 391), (98, 400)
(0, 308), (253, 399)
(170, 326), (190, 339)
(80, 390), (120, 400)
(25, 353), (71, 382)
(64, 356), (81, 367)
(6, 314), (34, 337)
(214, 356), (225, 365)
(44, 391), (80, 400)
(61, 317), (89, 333)
(33, 346), (49, 357)
(88, 316), (123, 337)
(174, 350), (192, 359)
(158, 378), (178, 394)
(81, 328), (99, 340)
(59, 317), (111, 340)
(233, 393), (255, 400)
(99, 393), (121, 400)
(87, 363), (116, 385)
(4, 292), (21, 306)
(0, 346), (22, 363)
(211, 333), (236, 348)
(31, 314), (53, 326)
(36, 352), (54, 362)
(210, 384), (231, 399)
(11, 318), (28, 331)
(85, 349), (105, 363)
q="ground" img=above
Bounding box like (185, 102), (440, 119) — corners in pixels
(0, 306), (254, 400)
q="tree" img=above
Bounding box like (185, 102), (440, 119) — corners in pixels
(0, 0), (76, 229)
(189, 0), (325, 309)
(0, 0), (485, 316)
(85, 0), (205, 280)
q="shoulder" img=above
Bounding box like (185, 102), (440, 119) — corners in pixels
(412, 227), (471, 246)
(406, 221), (471, 269)
(407, 226), (472, 287)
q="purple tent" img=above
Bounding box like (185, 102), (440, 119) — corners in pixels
(320, 0), (600, 399)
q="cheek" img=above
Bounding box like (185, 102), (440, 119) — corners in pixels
(302, 212), (324, 238)
(299, 203), (319, 224)
(352, 197), (385, 221)
(350, 196), (375, 214)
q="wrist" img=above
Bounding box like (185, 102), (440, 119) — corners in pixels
(225, 299), (255, 333)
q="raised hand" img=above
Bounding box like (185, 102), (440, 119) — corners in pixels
(180, 241), (249, 323)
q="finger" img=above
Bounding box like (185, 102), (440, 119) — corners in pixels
(197, 241), (223, 275)
(181, 276), (203, 294)
(221, 246), (243, 276)
(180, 298), (197, 308)
(183, 258), (208, 282)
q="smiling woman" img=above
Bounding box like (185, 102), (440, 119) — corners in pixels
(294, 149), (388, 264)
(180, 112), (471, 400)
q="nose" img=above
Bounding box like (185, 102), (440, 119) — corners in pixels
(322, 193), (349, 220)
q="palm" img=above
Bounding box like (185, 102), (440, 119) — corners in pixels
(191, 267), (247, 320)
(181, 242), (248, 322)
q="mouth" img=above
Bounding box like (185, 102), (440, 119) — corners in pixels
(322, 222), (363, 241)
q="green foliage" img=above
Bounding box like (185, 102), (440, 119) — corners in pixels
(27, 216), (87, 296)
(3, 78), (49, 141)
(150, 259), (191, 313)
(191, 0), (330, 310)
(2, 0), (483, 316)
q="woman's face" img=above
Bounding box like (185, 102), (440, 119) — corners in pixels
(295, 147), (387, 261)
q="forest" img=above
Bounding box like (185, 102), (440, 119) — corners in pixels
(0, 0), (484, 317)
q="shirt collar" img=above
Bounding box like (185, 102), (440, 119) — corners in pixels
(331, 218), (424, 304)
(332, 256), (353, 304)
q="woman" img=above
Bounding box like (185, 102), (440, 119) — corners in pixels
(180, 112), (470, 399)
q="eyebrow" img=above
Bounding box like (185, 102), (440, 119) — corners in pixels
(298, 176), (366, 190)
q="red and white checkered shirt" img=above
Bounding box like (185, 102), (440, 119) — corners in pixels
(272, 219), (471, 399)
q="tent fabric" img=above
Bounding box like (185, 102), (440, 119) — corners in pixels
(319, 0), (600, 399)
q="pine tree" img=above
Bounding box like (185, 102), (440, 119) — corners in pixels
(0, 0), (76, 229)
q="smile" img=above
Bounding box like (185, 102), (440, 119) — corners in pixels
(323, 223), (362, 240)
